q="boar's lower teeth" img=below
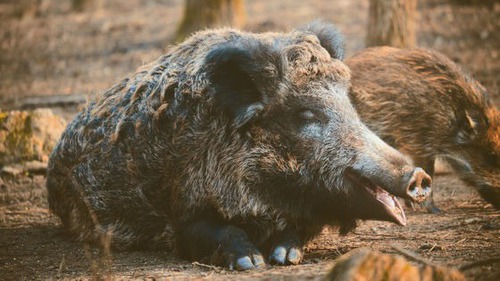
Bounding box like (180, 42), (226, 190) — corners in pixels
(375, 188), (406, 224)
(376, 191), (396, 209)
(345, 169), (407, 225)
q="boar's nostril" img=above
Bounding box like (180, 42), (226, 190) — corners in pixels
(406, 168), (432, 203)
(422, 178), (432, 189)
(408, 182), (417, 193)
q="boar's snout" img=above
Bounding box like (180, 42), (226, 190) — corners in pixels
(348, 132), (433, 202)
(346, 166), (431, 226)
(405, 167), (432, 203)
(344, 130), (433, 226)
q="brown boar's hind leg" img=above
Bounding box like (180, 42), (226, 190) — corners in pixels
(405, 159), (441, 214)
(176, 219), (266, 270)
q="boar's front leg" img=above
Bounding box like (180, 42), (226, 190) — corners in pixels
(267, 225), (322, 265)
(268, 228), (304, 265)
(176, 219), (266, 270)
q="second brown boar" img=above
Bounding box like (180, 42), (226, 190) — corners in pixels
(347, 46), (499, 213)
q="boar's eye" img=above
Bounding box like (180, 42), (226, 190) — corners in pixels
(298, 109), (328, 124)
(299, 110), (316, 121)
(296, 109), (328, 138)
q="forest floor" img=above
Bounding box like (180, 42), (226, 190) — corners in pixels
(0, 0), (499, 280)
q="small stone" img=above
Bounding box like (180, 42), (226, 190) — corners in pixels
(480, 30), (489, 39)
(1, 165), (23, 177)
(24, 160), (48, 175)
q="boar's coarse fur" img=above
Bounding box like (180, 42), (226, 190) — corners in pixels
(47, 23), (431, 270)
(347, 47), (500, 213)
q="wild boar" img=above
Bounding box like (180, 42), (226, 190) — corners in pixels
(347, 46), (499, 213)
(46, 23), (431, 270)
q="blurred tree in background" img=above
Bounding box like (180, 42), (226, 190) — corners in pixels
(366, 0), (416, 48)
(175, 0), (246, 42)
(72, 0), (94, 12)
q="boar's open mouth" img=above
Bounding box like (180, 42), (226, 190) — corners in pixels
(345, 169), (407, 226)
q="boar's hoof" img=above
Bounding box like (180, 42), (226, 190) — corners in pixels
(406, 168), (432, 204)
(269, 245), (303, 265)
(418, 189), (442, 214)
(268, 229), (303, 265)
(219, 238), (266, 271)
(423, 200), (442, 214)
(405, 198), (442, 214)
(231, 254), (266, 271)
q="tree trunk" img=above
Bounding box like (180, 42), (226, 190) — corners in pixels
(175, 0), (246, 42)
(72, 0), (94, 12)
(366, 0), (416, 48)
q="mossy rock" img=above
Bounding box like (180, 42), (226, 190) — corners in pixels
(0, 109), (66, 165)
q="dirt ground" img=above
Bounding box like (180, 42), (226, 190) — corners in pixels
(0, 0), (499, 280)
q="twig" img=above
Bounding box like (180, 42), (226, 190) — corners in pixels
(192, 261), (223, 271)
(391, 245), (434, 266)
(459, 257), (500, 271)
(57, 254), (65, 275)
(452, 238), (467, 246)
(427, 243), (437, 253)
(2, 94), (87, 110)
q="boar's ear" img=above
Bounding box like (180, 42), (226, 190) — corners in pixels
(205, 43), (284, 128)
(455, 110), (481, 144)
(300, 20), (345, 60)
